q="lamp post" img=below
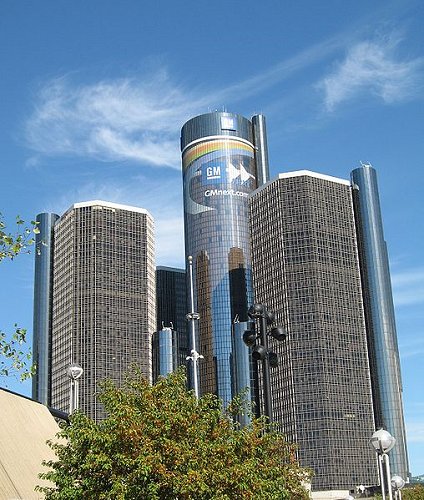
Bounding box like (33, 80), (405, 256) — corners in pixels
(391, 475), (405, 500)
(67, 363), (83, 414)
(243, 304), (287, 423)
(185, 255), (203, 399)
(370, 429), (396, 500)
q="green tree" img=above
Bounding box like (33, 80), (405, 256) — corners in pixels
(0, 325), (35, 381)
(0, 213), (39, 381)
(374, 484), (424, 500)
(0, 213), (39, 261)
(37, 368), (311, 499)
(397, 484), (424, 500)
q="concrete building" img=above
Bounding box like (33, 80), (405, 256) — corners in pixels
(249, 171), (378, 491)
(33, 200), (155, 420)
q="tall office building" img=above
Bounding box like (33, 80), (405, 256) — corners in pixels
(181, 111), (269, 403)
(32, 212), (59, 405)
(33, 200), (155, 420)
(153, 266), (188, 381)
(249, 171), (378, 491)
(351, 164), (409, 479)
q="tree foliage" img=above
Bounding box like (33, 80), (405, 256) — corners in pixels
(0, 213), (39, 262)
(0, 325), (35, 381)
(374, 484), (424, 500)
(37, 368), (311, 499)
(0, 213), (39, 382)
(395, 484), (424, 500)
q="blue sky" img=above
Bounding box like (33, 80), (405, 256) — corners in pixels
(1, 0), (423, 475)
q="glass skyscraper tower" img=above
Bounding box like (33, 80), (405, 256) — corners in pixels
(153, 266), (188, 381)
(180, 112), (269, 403)
(352, 164), (409, 479)
(32, 212), (59, 406)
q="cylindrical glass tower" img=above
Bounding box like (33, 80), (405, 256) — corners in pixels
(351, 163), (409, 479)
(181, 112), (268, 404)
(158, 327), (178, 377)
(32, 212), (59, 405)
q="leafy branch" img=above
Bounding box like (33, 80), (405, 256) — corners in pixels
(0, 325), (36, 381)
(0, 213), (40, 384)
(0, 213), (40, 262)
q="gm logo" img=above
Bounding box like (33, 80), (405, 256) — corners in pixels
(206, 166), (221, 180)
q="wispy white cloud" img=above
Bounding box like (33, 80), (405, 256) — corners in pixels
(25, 72), (204, 168)
(24, 34), (346, 167)
(392, 268), (424, 307)
(25, 29), (424, 167)
(318, 37), (424, 111)
(213, 35), (344, 105)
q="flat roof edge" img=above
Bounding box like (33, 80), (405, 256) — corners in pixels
(277, 170), (350, 186)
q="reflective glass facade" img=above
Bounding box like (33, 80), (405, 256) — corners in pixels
(351, 164), (409, 478)
(155, 327), (178, 377)
(153, 266), (188, 382)
(181, 112), (268, 403)
(249, 171), (377, 491)
(32, 212), (59, 405)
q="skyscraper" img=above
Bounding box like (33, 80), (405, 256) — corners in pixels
(351, 164), (409, 479)
(33, 200), (155, 420)
(249, 171), (378, 491)
(180, 111), (268, 403)
(153, 266), (188, 381)
(32, 212), (59, 406)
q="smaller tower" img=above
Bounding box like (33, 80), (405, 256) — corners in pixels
(32, 212), (59, 405)
(351, 163), (409, 479)
(154, 266), (189, 382)
(153, 325), (179, 378)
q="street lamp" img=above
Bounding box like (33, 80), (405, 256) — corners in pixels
(243, 303), (287, 423)
(67, 363), (83, 414)
(391, 475), (405, 500)
(185, 255), (203, 399)
(370, 429), (396, 500)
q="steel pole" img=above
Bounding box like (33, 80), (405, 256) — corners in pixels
(260, 315), (273, 423)
(378, 454), (387, 500)
(188, 256), (200, 399)
(74, 379), (79, 412)
(252, 357), (261, 419)
(69, 380), (74, 414)
(383, 453), (394, 500)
